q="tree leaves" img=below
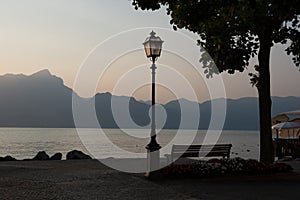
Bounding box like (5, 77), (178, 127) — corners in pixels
(132, 0), (300, 76)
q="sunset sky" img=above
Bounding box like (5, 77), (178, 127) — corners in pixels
(0, 0), (299, 103)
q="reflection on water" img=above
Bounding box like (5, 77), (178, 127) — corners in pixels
(0, 128), (259, 160)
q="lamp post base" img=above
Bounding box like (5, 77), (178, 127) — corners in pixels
(145, 144), (161, 179)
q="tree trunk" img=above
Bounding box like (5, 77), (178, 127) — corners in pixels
(257, 34), (274, 163)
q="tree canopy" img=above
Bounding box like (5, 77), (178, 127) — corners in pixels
(133, 0), (299, 77)
(132, 0), (300, 162)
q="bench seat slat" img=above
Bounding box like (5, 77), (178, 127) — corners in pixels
(167, 144), (232, 163)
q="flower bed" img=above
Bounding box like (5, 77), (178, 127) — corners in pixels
(161, 157), (292, 178)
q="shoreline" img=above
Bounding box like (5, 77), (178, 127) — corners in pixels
(0, 129), (260, 160)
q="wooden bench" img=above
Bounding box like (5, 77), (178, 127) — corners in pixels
(165, 144), (232, 163)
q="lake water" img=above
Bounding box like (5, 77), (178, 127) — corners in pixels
(0, 128), (259, 160)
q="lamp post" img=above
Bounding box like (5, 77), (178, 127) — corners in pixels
(143, 31), (163, 178)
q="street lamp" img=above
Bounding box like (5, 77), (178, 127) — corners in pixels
(143, 30), (163, 178)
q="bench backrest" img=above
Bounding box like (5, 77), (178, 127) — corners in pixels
(171, 144), (232, 159)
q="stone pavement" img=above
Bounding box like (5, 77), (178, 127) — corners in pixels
(0, 159), (300, 200)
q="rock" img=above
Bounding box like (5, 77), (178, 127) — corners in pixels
(50, 153), (62, 160)
(66, 150), (92, 160)
(5, 155), (17, 161)
(33, 151), (49, 160)
(0, 155), (17, 161)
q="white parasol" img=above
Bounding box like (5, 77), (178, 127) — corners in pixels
(272, 121), (300, 138)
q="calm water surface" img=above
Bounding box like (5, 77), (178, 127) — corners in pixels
(0, 128), (259, 160)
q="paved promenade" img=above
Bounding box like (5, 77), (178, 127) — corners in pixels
(0, 159), (299, 199)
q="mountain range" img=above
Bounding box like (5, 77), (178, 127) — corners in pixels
(0, 69), (299, 130)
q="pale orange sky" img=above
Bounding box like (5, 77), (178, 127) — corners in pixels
(0, 0), (299, 103)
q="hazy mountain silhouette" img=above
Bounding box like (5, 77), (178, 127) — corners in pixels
(0, 70), (299, 130)
(0, 70), (75, 127)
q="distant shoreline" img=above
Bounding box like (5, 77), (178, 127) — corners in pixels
(0, 127), (260, 131)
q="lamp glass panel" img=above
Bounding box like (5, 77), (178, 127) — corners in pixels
(144, 41), (151, 57)
(150, 41), (162, 57)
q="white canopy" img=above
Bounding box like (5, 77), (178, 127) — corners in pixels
(272, 110), (300, 124)
(272, 121), (300, 130)
(281, 110), (300, 115)
(272, 121), (300, 138)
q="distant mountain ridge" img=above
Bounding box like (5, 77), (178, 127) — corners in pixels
(0, 70), (299, 130)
